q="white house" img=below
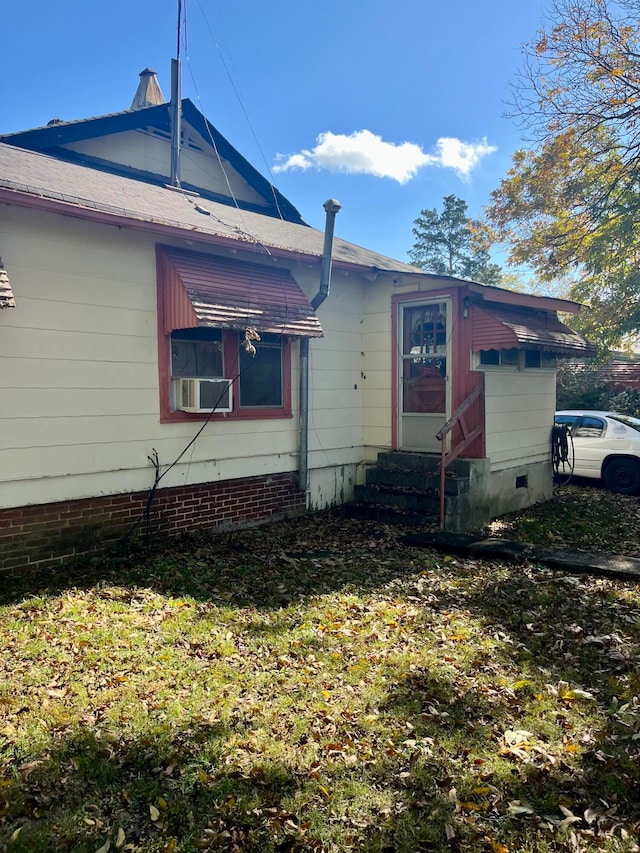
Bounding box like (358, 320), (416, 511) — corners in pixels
(0, 70), (594, 570)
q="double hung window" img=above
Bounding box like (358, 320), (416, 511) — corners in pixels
(165, 327), (286, 419)
(157, 245), (322, 422)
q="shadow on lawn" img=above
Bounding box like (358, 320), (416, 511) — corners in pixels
(394, 563), (640, 839)
(0, 513), (422, 609)
(3, 513), (640, 849)
(2, 718), (311, 853)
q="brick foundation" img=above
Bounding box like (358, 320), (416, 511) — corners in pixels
(0, 473), (306, 571)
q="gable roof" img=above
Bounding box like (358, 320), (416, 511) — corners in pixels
(0, 99), (304, 224)
(0, 96), (596, 343)
(0, 142), (420, 275)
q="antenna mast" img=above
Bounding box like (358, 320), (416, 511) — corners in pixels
(170, 0), (182, 186)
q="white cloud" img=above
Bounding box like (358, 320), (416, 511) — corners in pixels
(273, 130), (496, 183)
(434, 137), (497, 179)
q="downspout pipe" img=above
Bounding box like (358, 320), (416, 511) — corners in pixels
(299, 199), (341, 495)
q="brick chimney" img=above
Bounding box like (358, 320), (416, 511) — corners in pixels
(130, 68), (165, 110)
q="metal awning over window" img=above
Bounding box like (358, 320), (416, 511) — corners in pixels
(472, 303), (596, 357)
(159, 246), (323, 337)
(0, 259), (15, 309)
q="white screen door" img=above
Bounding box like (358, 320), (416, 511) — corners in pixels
(398, 300), (450, 452)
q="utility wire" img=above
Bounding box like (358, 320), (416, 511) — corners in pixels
(194, 0), (287, 221)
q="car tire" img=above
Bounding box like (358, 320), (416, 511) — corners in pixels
(603, 458), (640, 495)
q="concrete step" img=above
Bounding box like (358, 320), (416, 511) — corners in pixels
(376, 451), (475, 477)
(353, 484), (440, 513)
(342, 502), (435, 528)
(366, 467), (469, 495)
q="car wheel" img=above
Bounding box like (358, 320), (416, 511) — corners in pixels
(603, 458), (640, 495)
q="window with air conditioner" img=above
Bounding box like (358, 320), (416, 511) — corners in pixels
(170, 328), (231, 413)
(177, 377), (233, 413)
(167, 327), (287, 418)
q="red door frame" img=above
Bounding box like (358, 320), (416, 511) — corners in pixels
(391, 286), (485, 456)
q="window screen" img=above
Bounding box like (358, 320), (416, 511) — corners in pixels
(171, 328), (223, 378)
(238, 333), (283, 408)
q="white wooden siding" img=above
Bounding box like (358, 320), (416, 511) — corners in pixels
(0, 205), (374, 509)
(483, 369), (556, 470)
(361, 280), (393, 450)
(64, 129), (267, 208)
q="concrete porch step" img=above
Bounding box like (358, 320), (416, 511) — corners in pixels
(353, 484), (440, 513)
(342, 501), (435, 528)
(345, 450), (481, 531)
(366, 467), (469, 495)
(376, 451), (475, 477)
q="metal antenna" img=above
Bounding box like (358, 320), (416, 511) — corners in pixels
(170, 0), (183, 186)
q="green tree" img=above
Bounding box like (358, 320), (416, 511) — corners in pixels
(487, 0), (640, 350)
(513, 0), (640, 174)
(409, 195), (502, 285)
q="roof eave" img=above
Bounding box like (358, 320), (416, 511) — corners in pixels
(390, 270), (584, 314)
(1, 100), (306, 227)
(0, 185), (364, 270)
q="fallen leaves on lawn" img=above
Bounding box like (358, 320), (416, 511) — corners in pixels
(0, 493), (639, 851)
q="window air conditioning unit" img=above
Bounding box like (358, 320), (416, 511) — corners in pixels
(177, 378), (233, 413)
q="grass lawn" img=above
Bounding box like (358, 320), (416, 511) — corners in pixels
(1, 485), (639, 852)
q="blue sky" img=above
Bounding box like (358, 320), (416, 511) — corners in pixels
(2, 0), (547, 264)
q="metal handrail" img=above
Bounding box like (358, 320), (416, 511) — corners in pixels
(435, 384), (483, 529)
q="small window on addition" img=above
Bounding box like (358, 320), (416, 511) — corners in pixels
(479, 348), (519, 366)
(524, 350), (541, 368)
(479, 349), (500, 365)
(501, 348), (519, 366)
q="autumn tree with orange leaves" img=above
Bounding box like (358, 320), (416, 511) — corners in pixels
(487, 0), (640, 350)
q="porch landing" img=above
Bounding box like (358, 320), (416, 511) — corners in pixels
(344, 451), (492, 534)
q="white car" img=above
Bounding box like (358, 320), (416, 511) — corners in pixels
(554, 410), (640, 494)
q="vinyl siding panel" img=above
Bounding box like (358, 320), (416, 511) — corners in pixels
(483, 369), (556, 471)
(64, 129), (267, 207)
(361, 278), (393, 449)
(0, 205), (372, 509)
(0, 327), (157, 363)
(306, 280), (365, 464)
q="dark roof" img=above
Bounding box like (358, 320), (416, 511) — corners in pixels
(0, 99), (305, 224)
(0, 142), (420, 274)
(563, 359), (640, 388)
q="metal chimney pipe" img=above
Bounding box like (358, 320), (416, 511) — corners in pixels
(311, 199), (342, 310)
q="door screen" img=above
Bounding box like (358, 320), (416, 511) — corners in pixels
(401, 303), (447, 414)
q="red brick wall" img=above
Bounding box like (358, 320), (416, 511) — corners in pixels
(0, 473), (306, 571)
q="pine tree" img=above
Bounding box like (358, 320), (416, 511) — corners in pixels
(409, 195), (502, 285)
